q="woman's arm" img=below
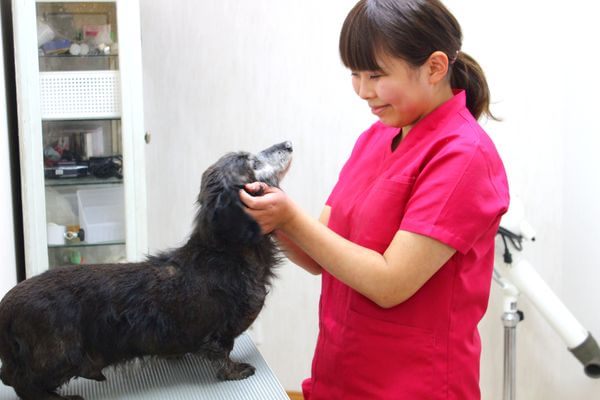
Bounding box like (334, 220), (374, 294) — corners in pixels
(274, 207), (330, 275)
(240, 184), (455, 308)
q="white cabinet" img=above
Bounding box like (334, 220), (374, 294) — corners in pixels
(12, 0), (147, 277)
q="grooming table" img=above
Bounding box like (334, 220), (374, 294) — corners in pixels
(0, 334), (289, 400)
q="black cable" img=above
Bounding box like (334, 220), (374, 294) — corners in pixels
(498, 226), (523, 251)
(497, 226), (524, 265)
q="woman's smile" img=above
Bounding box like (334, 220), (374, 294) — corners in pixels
(370, 104), (390, 116)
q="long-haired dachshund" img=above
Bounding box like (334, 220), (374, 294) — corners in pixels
(0, 141), (293, 400)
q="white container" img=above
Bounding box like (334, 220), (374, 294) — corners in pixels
(46, 222), (66, 246)
(77, 186), (125, 244)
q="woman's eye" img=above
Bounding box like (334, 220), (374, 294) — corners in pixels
(350, 71), (383, 79)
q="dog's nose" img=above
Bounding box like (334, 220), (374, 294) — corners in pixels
(283, 141), (293, 151)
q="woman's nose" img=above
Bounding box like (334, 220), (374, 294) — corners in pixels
(354, 76), (375, 100)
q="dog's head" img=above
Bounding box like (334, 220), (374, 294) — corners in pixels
(196, 141), (293, 245)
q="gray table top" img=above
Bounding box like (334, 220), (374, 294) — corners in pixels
(0, 334), (289, 400)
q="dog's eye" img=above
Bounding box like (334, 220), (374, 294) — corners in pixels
(251, 159), (263, 170)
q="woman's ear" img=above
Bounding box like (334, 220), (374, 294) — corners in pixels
(426, 51), (450, 84)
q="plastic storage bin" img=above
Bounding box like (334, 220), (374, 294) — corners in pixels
(77, 186), (125, 244)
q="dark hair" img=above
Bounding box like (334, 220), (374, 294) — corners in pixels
(340, 0), (495, 120)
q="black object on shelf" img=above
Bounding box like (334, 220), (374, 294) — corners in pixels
(88, 155), (122, 179)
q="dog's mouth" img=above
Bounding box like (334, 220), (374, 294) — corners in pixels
(278, 157), (292, 180)
(254, 141), (293, 185)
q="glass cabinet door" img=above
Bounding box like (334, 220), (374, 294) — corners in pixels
(37, 2), (119, 71)
(13, 0), (147, 277)
(37, 2), (125, 268)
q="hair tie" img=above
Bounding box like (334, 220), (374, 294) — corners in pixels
(450, 50), (460, 64)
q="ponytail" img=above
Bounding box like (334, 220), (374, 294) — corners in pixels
(450, 51), (497, 121)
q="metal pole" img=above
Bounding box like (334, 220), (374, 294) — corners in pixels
(501, 309), (522, 400)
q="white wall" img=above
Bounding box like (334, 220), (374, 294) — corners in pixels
(140, 0), (367, 391)
(140, 1), (600, 398)
(0, 10), (18, 298)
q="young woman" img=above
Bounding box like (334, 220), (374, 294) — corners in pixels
(240, 1), (509, 398)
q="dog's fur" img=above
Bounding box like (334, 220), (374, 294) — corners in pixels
(0, 142), (293, 400)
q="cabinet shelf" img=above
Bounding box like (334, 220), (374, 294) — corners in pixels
(39, 54), (119, 72)
(48, 240), (125, 249)
(45, 176), (123, 187)
(42, 116), (120, 122)
(39, 54), (118, 59)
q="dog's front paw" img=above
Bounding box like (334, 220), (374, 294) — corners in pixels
(217, 361), (256, 381)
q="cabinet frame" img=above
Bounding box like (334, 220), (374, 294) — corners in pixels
(12, 0), (147, 277)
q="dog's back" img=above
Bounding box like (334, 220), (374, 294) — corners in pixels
(0, 250), (276, 399)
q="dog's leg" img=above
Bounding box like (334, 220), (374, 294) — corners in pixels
(215, 357), (256, 381)
(74, 352), (107, 382)
(13, 384), (84, 400)
(205, 337), (256, 380)
(55, 395), (84, 400)
(79, 369), (106, 382)
(9, 365), (84, 400)
(0, 362), (14, 387)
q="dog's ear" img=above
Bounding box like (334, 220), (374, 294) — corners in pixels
(211, 188), (263, 245)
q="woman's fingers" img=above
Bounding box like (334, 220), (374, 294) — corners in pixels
(244, 182), (268, 195)
(239, 183), (291, 234)
(239, 183), (279, 209)
(239, 188), (257, 208)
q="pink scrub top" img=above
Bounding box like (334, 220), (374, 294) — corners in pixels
(302, 91), (509, 400)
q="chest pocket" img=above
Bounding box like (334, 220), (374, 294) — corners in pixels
(352, 176), (415, 253)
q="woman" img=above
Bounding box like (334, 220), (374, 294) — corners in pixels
(240, 1), (509, 398)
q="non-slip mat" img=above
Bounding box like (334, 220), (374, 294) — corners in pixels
(0, 334), (288, 400)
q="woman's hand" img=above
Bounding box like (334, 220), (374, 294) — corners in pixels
(239, 182), (298, 234)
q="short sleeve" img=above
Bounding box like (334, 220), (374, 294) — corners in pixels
(399, 139), (508, 254)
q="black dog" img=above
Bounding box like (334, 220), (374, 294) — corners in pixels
(0, 141), (293, 400)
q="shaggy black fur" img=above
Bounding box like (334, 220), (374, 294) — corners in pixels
(0, 142), (293, 400)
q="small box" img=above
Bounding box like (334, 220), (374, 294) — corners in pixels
(77, 186), (125, 244)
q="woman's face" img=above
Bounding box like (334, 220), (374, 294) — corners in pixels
(351, 54), (435, 131)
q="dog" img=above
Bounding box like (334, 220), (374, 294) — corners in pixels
(0, 141), (293, 400)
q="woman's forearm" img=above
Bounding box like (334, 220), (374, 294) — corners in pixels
(273, 207), (330, 275)
(274, 231), (322, 275)
(279, 203), (455, 308)
(280, 204), (395, 306)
